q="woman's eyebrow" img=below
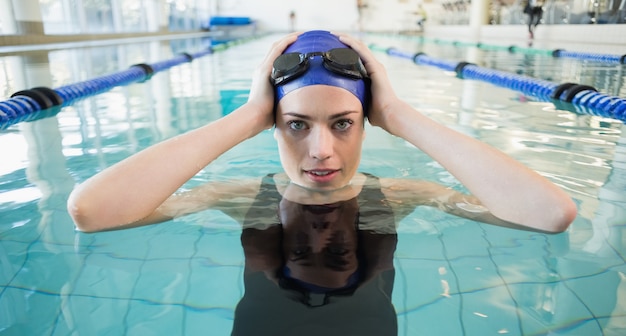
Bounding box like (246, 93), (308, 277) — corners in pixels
(283, 112), (311, 120)
(329, 111), (359, 119)
(282, 111), (359, 120)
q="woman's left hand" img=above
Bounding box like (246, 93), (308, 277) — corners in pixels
(334, 33), (576, 233)
(333, 33), (402, 133)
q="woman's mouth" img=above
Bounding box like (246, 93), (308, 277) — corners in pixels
(305, 169), (339, 183)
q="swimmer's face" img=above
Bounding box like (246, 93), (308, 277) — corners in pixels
(275, 85), (365, 190)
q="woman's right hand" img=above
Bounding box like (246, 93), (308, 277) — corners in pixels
(68, 33), (303, 233)
(246, 32), (300, 132)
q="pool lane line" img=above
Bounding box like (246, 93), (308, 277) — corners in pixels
(371, 44), (626, 123)
(368, 33), (626, 65)
(0, 34), (266, 131)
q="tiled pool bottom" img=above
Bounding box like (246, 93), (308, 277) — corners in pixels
(3, 207), (623, 335)
(2, 224), (239, 334)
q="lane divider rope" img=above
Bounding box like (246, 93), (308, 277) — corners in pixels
(0, 34), (266, 130)
(369, 33), (626, 64)
(371, 44), (626, 122)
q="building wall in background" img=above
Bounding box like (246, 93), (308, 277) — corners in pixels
(213, 0), (424, 33)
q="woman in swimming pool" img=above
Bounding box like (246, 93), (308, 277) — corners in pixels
(67, 30), (576, 234)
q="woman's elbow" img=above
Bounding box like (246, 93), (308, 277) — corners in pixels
(544, 197), (577, 234)
(67, 190), (102, 233)
(67, 188), (167, 233)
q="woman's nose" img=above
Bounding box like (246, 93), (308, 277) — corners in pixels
(309, 127), (334, 160)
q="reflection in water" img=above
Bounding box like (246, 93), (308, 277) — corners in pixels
(605, 271), (626, 333)
(0, 51), (81, 334)
(584, 124), (626, 256)
(233, 174), (398, 335)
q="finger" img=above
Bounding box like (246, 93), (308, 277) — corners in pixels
(329, 32), (374, 64)
(273, 32), (301, 50)
(265, 32), (300, 60)
(252, 33), (301, 92)
(335, 36), (383, 78)
(335, 33), (367, 50)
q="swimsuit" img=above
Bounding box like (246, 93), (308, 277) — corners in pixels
(233, 173), (398, 336)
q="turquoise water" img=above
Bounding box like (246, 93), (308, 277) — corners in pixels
(1, 34), (625, 335)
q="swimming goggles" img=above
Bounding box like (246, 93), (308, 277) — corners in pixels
(271, 48), (368, 86)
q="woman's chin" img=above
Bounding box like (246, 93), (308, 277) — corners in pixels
(295, 176), (351, 192)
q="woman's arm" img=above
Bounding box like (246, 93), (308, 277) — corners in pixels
(338, 34), (576, 233)
(67, 33), (300, 233)
(380, 178), (565, 234)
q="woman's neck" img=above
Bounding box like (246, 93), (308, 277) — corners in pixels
(273, 172), (366, 204)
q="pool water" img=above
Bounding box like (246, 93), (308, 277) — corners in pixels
(1, 34), (625, 335)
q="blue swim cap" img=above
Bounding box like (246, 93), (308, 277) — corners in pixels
(275, 30), (368, 111)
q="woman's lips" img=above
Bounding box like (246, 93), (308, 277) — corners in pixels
(304, 169), (339, 183)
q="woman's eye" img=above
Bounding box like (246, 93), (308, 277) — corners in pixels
(288, 121), (306, 130)
(335, 119), (353, 130)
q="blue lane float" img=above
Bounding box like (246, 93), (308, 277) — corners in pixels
(372, 44), (626, 122)
(370, 33), (626, 65)
(54, 66), (148, 107)
(551, 49), (626, 64)
(0, 35), (261, 130)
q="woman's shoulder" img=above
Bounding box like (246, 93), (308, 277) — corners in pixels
(377, 175), (452, 197)
(374, 175), (463, 221)
(158, 177), (266, 222)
